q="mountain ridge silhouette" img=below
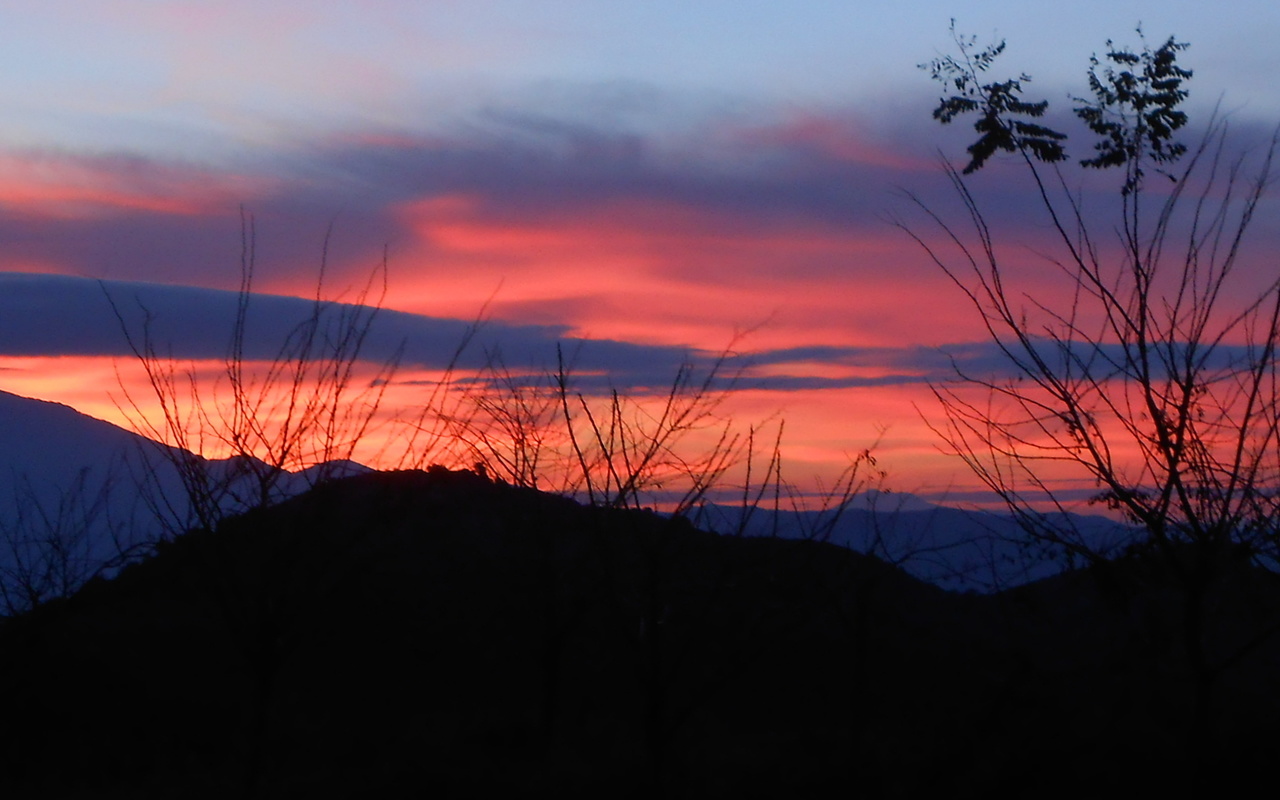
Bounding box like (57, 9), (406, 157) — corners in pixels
(1, 466), (1277, 796)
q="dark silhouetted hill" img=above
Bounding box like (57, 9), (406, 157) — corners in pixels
(1, 467), (1278, 798)
(0, 389), (372, 610)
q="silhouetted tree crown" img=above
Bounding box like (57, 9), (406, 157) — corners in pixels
(922, 21), (1191, 194)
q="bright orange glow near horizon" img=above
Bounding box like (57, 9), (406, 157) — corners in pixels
(0, 349), (1114, 513)
(0, 351), (953, 488)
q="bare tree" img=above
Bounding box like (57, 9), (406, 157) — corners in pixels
(442, 340), (754, 515)
(906, 23), (1280, 778)
(442, 349), (570, 491)
(553, 345), (747, 515)
(442, 335), (886, 534)
(108, 210), (400, 534)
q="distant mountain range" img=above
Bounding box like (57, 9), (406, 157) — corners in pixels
(0, 388), (1134, 606)
(0, 389), (368, 611)
(693, 496), (1135, 592)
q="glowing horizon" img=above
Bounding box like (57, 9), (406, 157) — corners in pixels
(2, 3), (1278, 510)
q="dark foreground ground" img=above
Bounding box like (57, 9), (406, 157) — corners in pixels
(1, 468), (1278, 798)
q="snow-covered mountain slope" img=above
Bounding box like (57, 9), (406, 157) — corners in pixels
(0, 389), (369, 612)
(1, 389), (161, 492)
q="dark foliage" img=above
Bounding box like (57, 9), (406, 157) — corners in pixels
(1074, 32), (1192, 193)
(919, 21), (1067, 174)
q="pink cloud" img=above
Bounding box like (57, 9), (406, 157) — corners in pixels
(379, 189), (1002, 352)
(726, 112), (936, 172)
(0, 152), (273, 219)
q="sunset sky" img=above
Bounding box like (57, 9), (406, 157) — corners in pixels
(1, 1), (1278, 505)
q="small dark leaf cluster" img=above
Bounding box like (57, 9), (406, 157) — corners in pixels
(922, 22), (1191, 191)
(920, 22), (1067, 174)
(1073, 32), (1192, 194)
